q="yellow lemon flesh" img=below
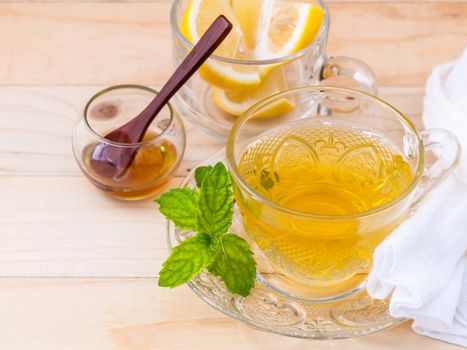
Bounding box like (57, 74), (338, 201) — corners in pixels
(231, 0), (264, 50)
(211, 67), (295, 118)
(180, 0), (262, 89)
(181, 0), (324, 117)
(260, 1), (324, 57)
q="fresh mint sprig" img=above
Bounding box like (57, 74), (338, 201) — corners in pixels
(155, 162), (256, 297)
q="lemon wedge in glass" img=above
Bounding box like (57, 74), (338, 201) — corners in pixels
(233, 0), (324, 59)
(180, 0), (263, 89)
(181, 0), (324, 116)
(212, 67), (295, 118)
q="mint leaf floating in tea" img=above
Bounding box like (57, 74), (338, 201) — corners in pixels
(208, 234), (256, 297)
(259, 169), (279, 190)
(155, 162), (256, 297)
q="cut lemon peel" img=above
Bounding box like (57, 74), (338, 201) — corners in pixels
(181, 0), (324, 113)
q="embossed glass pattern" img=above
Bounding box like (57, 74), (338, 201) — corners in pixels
(226, 86), (460, 302)
(167, 159), (405, 339)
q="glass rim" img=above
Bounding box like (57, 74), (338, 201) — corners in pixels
(170, 0), (330, 66)
(83, 84), (175, 148)
(226, 86), (425, 221)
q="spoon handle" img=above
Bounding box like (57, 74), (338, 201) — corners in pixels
(134, 15), (233, 136)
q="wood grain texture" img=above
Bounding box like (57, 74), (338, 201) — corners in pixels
(0, 176), (181, 277)
(0, 0), (464, 347)
(0, 86), (423, 277)
(327, 3), (467, 87)
(0, 86), (223, 177)
(0, 278), (461, 350)
(4, 0), (465, 2)
(0, 2), (466, 86)
(0, 86), (421, 177)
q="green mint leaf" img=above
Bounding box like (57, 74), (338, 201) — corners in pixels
(208, 234), (256, 297)
(198, 162), (234, 240)
(195, 165), (213, 187)
(155, 188), (199, 231)
(158, 234), (213, 288)
(157, 163), (257, 297)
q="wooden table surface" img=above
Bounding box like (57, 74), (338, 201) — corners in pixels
(1, 1), (466, 349)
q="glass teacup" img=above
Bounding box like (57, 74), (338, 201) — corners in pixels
(171, 0), (377, 140)
(226, 86), (461, 301)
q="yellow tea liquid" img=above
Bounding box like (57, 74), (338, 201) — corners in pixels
(82, 131), (177, 200)
(237, 121), (412, 284)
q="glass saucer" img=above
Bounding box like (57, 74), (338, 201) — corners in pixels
(166, 150), (405, 339)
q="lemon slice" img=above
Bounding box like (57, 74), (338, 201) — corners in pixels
(212, 67), (295, 118)
(264, 2), (324, 57)
(233, 0), (325, 59)
(231, 0), (264, 50)
(182, 0), (324, 107)
(181, 0), (262, 89)
(212, 0), (323, 116)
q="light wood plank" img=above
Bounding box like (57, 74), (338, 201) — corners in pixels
(0, 86), (223, 177)
(0, 86), (423, 177)
(0, 85), (426, 278)
(0, 1), (464, 348)
(327, 3), (467, 87)
(0, 3), (466, 86)
(4, 0), (465, 3)
(6, 0), (467, 2)
(0, 3), (172, 85)
(0, 277), (461, 350)
(0, 176), (180, 277)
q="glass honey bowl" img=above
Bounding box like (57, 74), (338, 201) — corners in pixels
(72, 85), (186, 201)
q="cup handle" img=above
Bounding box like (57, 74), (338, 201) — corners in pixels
(409, 128), (462, 214)
(320, 56), (378, 95)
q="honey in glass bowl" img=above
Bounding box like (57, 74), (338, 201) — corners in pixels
(72, 85), (186, 201)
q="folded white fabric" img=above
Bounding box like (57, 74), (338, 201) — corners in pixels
(367, 48), (467, 347)
(424, 48), (467, 180)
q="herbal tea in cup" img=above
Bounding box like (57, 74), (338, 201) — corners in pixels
(226, 86), (460, 301)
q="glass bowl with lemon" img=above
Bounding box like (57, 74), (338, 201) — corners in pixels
(170, 0), (377, 140)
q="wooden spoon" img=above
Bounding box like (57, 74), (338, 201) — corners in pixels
(90, 15), (232, 179)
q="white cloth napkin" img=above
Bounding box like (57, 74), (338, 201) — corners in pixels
(367, 48), (467, 347)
